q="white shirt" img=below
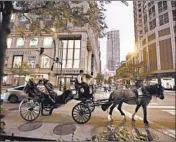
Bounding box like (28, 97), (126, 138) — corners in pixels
(77, 74), (82, 84)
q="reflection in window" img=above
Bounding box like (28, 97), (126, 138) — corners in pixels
(29, 38), (38, 48)
(43, 37), (53, 48)
(41, 56), (50, 68)
(7, 38), (12, 48)
(16, 38), (24, 48)
(13, 56), (23, 68)
(28, 56), (36, 68)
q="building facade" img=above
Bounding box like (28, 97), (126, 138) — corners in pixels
(133, 1), (176, 86)
(106, 30), (120, 71)
(2, 2), (101, 87)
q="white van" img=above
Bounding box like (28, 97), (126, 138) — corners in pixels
(161, 77), (175, 90)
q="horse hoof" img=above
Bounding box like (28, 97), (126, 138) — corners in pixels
(144, 121), (149, 125)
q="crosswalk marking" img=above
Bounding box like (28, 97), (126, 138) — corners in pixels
(148, 106), (175, 109)
(161, 110), (175, 116)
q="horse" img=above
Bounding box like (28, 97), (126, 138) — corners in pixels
(101, 84), (165, 125)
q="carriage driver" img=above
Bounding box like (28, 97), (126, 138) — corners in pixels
(75, 70), (89, 95)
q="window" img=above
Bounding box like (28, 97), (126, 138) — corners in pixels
(158, 28), (170, 37)
(29, 38), (38, 48)
(5, 57), (8, 67)
(7, 38), (12, 48)
(59, 38), (81, 69)
(171, 1), (176, 7)
(41, 56), (50, 68)
(28, 56), (36, 68)
(43, 37), (53, 48)
(149, 19), (156, 30)
(148, 1), (154, 8)
(16, 38), (24, 48)
(159, 13), (169, 26)
(173, 10), (176, 21)
(13, 56), (23, 68)
(158, 1), (167, 13)
(149, 6), (155, 18)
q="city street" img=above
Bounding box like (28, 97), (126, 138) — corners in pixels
(1, 89), (175, 141)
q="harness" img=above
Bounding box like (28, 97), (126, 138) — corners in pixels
(133, 86), (150, 101)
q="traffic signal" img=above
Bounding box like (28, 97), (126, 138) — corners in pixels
(40, 47), (44, 55)
(56, 57), (59, 63)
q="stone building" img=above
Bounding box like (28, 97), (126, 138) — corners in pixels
(2, 2), (101, 87)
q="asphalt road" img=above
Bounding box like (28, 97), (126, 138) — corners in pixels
(1, 89), (175, 140)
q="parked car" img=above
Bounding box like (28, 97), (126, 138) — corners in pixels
(1, 85), (27, 103)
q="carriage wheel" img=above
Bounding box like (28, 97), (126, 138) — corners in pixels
(72, 103), (91, 124)
(81, 99), (95, 112)
(19, 98), (41, 121)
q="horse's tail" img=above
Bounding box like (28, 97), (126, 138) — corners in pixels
(101, 91), (114, 111)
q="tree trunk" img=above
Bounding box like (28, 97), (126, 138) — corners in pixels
(0, 2), (12, 94)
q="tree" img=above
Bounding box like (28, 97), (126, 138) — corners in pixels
(5, 62), (33, 85)
(96, 73), (104, 84)
(0, 1), (108, 94)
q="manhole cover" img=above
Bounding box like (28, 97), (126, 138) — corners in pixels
(19, 121), (43, 131)
(53, 123), (76, 135)
(8, 108), (18, 111)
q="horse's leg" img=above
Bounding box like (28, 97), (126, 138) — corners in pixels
(142, 105), (149, 125)
(117, 102), (126, 120)
(132, 104), (141, 121)
(108, 103), (118, 122)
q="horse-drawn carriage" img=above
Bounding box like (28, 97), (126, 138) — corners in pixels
(19, 79), (165, 125)
(19, 79), (96, 124)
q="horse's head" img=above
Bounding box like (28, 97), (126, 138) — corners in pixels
(155, 84), (164, 100)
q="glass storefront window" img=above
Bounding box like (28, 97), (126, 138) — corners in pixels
(59, 38), (81, 69)
(16, 38), (24, 48)
(73, 60), (79, 68)
(13, 56), (23, 68)
(63, 40), (67, 49)
(41, 56), (50, 68)
(68, 40), (74, 48)
(28, 56), (36, 68)
(43, 37), (53, 48)
(66, 60), (73, 68)
(75, 40), (81, 48)
(62, 49), (66, 59)
(7, 38), (12, 48)
(74, 49), (80, 59)
(29, 38), (38, 48)
(67, 49), (73, 59)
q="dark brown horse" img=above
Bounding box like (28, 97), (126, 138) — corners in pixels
(101, 84), (164, 125)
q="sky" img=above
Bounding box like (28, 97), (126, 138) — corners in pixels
(100, 1), (135, 72)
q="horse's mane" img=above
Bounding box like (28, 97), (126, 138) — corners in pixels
(144, 84), (158, 95)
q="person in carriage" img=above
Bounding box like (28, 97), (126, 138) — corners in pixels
(75, 70), (90, 98)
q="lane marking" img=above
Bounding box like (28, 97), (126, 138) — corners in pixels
(148, 106), (175, 109)
(161, 110), (175, 116)
(114, 109), (175, 138)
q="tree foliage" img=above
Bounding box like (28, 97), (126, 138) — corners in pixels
(96, 73), (104, 84)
